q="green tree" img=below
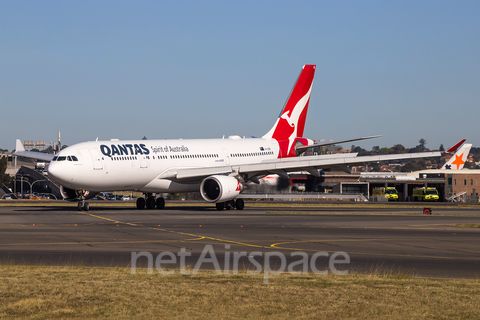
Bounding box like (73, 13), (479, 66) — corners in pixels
(371, 162), (382, 171)
(41, 146), (55, 154)
(392, 144), (406, 153)
(400, 161), (424, 172)
(379, 147), (393, 154)
(351, 145), (369, 156)
(419, 138), (427, 148)
(0, 156), (12, 186)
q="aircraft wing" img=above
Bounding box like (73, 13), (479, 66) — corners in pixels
(13, 139), (55, 162)
(159, 151), (441, 183)
(295, 135), (382, 152)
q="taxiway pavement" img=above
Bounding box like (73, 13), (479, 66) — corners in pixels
(1, 203), (480, 278)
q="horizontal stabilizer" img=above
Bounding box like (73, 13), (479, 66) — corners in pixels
(446, 139), (466, 153)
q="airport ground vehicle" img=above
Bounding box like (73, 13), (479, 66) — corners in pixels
(413, 187), (439, 201)
(373, 187), (398, 201)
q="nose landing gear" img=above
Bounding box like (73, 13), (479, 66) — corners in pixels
(77, 191), (90, 211)
(78, 201), (89, 211)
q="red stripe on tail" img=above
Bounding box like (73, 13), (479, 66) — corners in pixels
(263, 65), (316, 158)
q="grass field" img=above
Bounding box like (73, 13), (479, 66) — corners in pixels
(1, 265), (479, 319)
(455, 223), (480, 228)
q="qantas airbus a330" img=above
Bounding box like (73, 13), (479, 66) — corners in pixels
(15, 65), (440, 211)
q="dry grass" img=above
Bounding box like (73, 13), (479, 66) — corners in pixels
(266, 210), (428, 216)
(1, 265), (480, 319)
(455, 223), (480, 228)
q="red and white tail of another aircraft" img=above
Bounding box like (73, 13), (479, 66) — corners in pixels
(441, 140), (472, 170)
(15, 65), (441, 211)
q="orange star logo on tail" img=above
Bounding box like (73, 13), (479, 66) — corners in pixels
(451, 153), (465, 169)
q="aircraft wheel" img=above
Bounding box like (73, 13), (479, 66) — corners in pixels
(136, 197), (146, 209)
(156, 197), (165, 209)
(78, 201), (89, 211)
(235, 199), (244, 210)
(216, 202), (225, 210)
(146, 197), (156, 209)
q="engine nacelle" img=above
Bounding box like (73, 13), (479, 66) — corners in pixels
(59, 185), (98, 201)
(200, 175), (243, 203)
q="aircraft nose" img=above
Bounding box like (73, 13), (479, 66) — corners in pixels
(47, 162), (65, 183)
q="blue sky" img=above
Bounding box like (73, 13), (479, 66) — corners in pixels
(1, 1), (479, 151)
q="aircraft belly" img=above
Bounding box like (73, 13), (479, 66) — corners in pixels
(139, 178), (199, 193)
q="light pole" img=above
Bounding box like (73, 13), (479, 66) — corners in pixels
(14, 179), (46, 198)
(14, 177), (29, 197)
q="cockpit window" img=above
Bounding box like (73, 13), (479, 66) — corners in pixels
(53, 155), (78, 162)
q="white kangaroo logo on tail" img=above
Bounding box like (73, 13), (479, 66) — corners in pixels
(284, 85), (313, 152)
(280, 110), (295, 128)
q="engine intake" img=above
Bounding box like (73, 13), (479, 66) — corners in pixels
(200, 175), (243, 203)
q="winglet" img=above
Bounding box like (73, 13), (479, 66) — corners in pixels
(445, 139), (466, 153)
(15, 139), (25, 152)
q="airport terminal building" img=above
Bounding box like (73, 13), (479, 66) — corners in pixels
(290, 169), (480, 202)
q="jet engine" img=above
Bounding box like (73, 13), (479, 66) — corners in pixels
(59, 185), (98, 201)
(200, 175), (243, 203)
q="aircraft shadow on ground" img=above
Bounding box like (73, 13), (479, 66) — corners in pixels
(12, 205), (223, 213)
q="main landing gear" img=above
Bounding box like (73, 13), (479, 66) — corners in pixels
(136, 194), (165, 210)
(216, 199), (244, 211)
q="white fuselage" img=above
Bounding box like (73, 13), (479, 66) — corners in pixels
(47, 136), (280, 193)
